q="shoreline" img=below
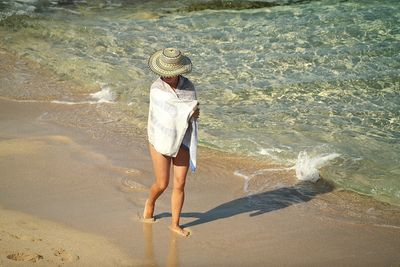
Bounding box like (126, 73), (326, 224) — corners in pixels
(1, 48), (399, 207)
(1, 92), (399, 209)
(1, 51), (400, 266)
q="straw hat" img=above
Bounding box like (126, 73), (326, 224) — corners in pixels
(148, 48), (192, 77)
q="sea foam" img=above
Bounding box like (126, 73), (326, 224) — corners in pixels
(51, 100), (96, 105)
(90, 85), (115, 103)
(295, 151), (340, 182)
(50, 85), (115, 105)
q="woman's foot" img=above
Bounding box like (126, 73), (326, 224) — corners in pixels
(143, 199), (155, 221)
(169, 225), (190, 237)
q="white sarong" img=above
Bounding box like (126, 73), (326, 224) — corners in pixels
(147, 77), (198, 171)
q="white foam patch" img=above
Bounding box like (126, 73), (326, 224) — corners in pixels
(90, 85), (115, 103)
(50, 85), (115, 105)
(48, 6), (82, 15)
(295, 151), (340, 182)
(233, 170), (251, 193)
(258, 147), (284, 155)
(258, 147), (284, 161)
(51, 100), (96, 105)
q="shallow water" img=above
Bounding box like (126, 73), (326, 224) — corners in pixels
(0, 0), (399, 205)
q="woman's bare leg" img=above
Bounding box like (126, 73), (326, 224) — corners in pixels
(170, 146), (190, 236)
(144, 144), (171, 219)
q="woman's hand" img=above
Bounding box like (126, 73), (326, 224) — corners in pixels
(192, 105), (200, 119)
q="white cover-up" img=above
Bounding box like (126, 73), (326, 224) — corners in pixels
(147, 77), (198, 171)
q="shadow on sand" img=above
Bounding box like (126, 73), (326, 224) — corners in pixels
(155, 179), (333, 228)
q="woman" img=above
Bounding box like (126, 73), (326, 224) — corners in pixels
(143, 48), (199, 237)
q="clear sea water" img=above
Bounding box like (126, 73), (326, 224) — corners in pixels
(1, 0), (399, 205)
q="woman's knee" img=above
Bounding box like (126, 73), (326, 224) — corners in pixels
(173, 176), (186, 191)
(155, 180), (169, 192)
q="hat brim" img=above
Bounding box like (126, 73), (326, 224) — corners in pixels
(148, 50), (192, 77)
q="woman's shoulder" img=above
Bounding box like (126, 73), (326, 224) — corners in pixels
(150, 77), (162, 89)
(150, 78), (169, 93)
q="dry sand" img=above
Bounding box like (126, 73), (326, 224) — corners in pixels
(1, 52), (400, 266)
(0, 206), (137, 266)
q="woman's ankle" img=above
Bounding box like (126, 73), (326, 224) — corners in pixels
(143, 199), (155, 219)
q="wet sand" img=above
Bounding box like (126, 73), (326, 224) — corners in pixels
(1, 52), (400, 266)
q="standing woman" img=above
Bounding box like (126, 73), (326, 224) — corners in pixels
(143, 48), (199, 236)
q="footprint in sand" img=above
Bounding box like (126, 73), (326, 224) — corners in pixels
(53, 248), (79, 262)
(9, 233), (42, 242)
(119, 177), (147, 192)
(7, 252), (43, 262)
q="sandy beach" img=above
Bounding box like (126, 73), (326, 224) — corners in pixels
(1, 52), (400, 266)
